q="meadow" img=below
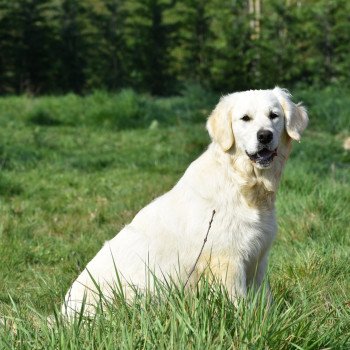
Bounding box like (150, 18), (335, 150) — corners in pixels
(0, 87), (349, 349)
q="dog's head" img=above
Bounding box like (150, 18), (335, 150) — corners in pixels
(207, 87), (308, 169)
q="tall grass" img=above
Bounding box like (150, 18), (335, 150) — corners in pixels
(1, 276), (349, 349)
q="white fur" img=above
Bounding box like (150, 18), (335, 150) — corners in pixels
(62, 88), (308, 317)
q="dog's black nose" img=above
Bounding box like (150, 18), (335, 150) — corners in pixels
(257, 130), (273, 144)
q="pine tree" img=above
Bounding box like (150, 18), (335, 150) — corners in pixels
(0, 0), (58, 94)
(57, 0), (91, 93)
(206, 0), (254, 92)
(86, 0), (127, 90)
(165, 0), (211, 88)
(124, 0), (174, 94)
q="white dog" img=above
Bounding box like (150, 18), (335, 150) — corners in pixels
(62, 87), (308, 316)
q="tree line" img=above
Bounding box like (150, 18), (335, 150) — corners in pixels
(0, 0), (349, 95)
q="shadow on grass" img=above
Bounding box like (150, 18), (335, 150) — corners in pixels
(0, 174), (23, 196)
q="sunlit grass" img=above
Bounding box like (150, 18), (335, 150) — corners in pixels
(1, 276), (349, 349)
(0, 87), (349, 348)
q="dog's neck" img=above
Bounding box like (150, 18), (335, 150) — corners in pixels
(209, 138), (292, 210)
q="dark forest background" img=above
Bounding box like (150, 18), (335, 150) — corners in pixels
(0, 0), (349, 96)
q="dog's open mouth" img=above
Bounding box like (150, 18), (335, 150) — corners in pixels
(246, 148), (278, 167)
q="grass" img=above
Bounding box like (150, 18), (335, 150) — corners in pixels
(0, 86), (349, 349)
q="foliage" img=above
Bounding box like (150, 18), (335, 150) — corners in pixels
(0, 0), (350, 95)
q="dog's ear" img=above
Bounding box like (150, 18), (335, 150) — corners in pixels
(206, 97), (234, 151)
(273, 87), (309, 142)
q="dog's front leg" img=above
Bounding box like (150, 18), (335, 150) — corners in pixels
(225, 261), (247, 303)
(250, 254), (273, 304)
(208, 257), (247, 302)
(196, 254), (247, 302)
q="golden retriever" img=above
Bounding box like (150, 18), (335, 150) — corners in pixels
(62, 87), (308, 317)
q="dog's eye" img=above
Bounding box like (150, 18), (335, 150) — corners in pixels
(241, 115), (251, 122)
(269, 112), (279, 120)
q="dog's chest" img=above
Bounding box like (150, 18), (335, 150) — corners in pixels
(206, 188), (276, 260)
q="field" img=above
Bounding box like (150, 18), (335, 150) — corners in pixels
(0, 87), (349, 349)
